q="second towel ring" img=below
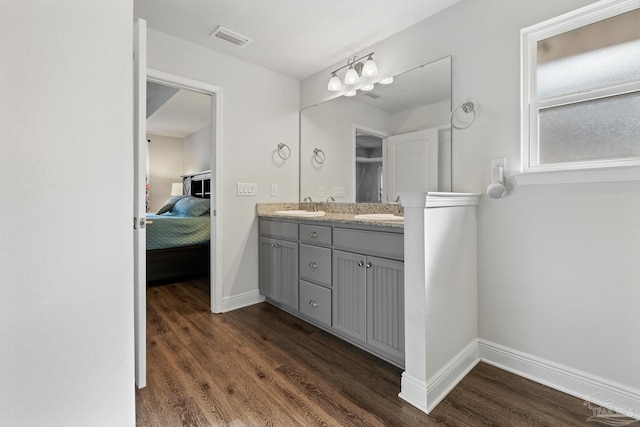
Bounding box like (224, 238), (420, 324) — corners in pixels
(276, 143), (291, 160)
(313, 148), (325, 164)
(449, 101), (476, 130)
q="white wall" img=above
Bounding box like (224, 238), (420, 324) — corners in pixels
(146, 29), (300, 300)
(183, 126), (212, 174)
(148, 134), (184, 212)
(0, 2), (134, 426)
(303, 0), (640, 399)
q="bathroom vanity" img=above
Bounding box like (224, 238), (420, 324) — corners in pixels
(257, 206), (405, 367)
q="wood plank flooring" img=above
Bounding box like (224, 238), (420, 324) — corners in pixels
(136, 279), (597, 426)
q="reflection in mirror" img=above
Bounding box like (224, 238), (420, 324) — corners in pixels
(300, 56), (452, 203)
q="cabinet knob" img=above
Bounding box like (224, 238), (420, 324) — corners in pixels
(358, 261), (364, 267)
(309, 261), (318, 268)
(366, 262), (372, 268)
(309, 231), (318, 238)
(308, 300), (318, 307)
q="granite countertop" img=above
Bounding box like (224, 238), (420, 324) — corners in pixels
(256, 202), (404, 229)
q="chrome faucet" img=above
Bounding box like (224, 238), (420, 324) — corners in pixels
(303, 196), (316, 211)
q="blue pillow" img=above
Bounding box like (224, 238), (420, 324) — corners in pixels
(155, 195), (188, 215)
(173, 196), (210, 217)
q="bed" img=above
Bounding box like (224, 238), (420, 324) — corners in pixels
(146, 195), (211, 283)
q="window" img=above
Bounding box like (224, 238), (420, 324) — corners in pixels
(519, 0), (640, 183)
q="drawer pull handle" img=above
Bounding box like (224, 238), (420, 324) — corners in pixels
(366, 262), (372, 268)
(309, 231), (318, 238)
(309, 261), (318, 268)
(272, 243), (279, 248)
(309, 300), (318, 307)
(358, 261), (364, 267)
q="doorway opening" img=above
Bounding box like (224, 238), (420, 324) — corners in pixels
(146, 68), (223, 314)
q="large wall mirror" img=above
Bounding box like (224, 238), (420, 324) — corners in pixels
(300, 55), (452, 203)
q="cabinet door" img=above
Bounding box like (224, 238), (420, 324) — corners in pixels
(259, 237), (277, 300)
(332, 250), (367, 343)
(366, 256), (404, 363)
(259, 237), (299, 311)
(275, 239), (299, 311)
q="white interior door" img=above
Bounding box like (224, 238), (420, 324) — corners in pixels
(385, 128), (439, 201)
(133, 19), (147, 389)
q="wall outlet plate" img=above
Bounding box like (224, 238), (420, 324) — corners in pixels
(490, 157), (506, 172)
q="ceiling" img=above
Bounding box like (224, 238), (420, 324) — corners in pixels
(134, 0), (462, 80)
(146, 83), (211, 138)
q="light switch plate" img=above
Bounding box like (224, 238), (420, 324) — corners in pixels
(237, 182), (257, 196)
(271, 184), (278, 196)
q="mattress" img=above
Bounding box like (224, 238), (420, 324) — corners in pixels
(146, 213), (210, 250)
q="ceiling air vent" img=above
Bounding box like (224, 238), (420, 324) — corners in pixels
(210, 25), (253, 48)
(363, 90), (384, 99)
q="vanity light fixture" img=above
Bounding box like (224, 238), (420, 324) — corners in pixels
(360, 84), (374, 91)
(327, 52), (378, 92)
(379, 76), (394, 85)
(344, 90), (357, 97)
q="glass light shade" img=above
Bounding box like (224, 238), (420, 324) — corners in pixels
(344, 67), (360, 84)
(379, 76), (394, 85)
(328, 74), (342, 91)
(361, 84), (374, 91)
(362, 58), (378, 77)
(344, 90), (357, 97)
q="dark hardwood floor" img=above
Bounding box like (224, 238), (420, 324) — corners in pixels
(136, 279), (596, 426)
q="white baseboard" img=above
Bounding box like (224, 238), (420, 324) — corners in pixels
(222, 290), (264, 313)
(426, 339), (480, 413)
(479, 339), (640, 420)
(399, 372), (428, 413)
(399, 339), (480, 414)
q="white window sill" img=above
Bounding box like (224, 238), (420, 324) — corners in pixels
(512, 166), (640, 185)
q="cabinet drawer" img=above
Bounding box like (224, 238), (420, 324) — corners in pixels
(299, 280), (331, 326)
(300, 224), (332, 246)
(299, 244), (332, 287)
(334, 227), (403, 259)
(259, 219), (298, 240)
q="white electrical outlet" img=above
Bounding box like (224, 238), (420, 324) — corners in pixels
(271, 184), (278, 196)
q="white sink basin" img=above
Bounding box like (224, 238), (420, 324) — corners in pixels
(273, 210), (326, 217)
(354, 213), (404, 222)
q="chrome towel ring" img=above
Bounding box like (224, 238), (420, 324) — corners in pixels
(276, 142), (291, 160)
(313, 148), (325, 164)
(449, 101), (476, 130)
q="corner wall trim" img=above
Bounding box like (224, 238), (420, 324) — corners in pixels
(479, 339), (640, 420)
(399, 372), (428, 413)
(222, 290), (265, 313)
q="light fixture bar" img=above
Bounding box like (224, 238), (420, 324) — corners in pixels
(329, 52), (375, 76)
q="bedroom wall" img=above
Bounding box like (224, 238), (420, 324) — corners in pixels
(302, 0), (640, 405)
(146, 28), (300, 304)
(147, 134), (184, 212)
(183, 126), (212, 175)
(0, 2), (134, 426)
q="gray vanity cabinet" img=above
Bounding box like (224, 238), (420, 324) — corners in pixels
(365, 256), (404, 363)
(333, 250), (404, 364)
(332, 250), (367, 343)
(259, 217), (404, 367)
(259, 220), (299, 312)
